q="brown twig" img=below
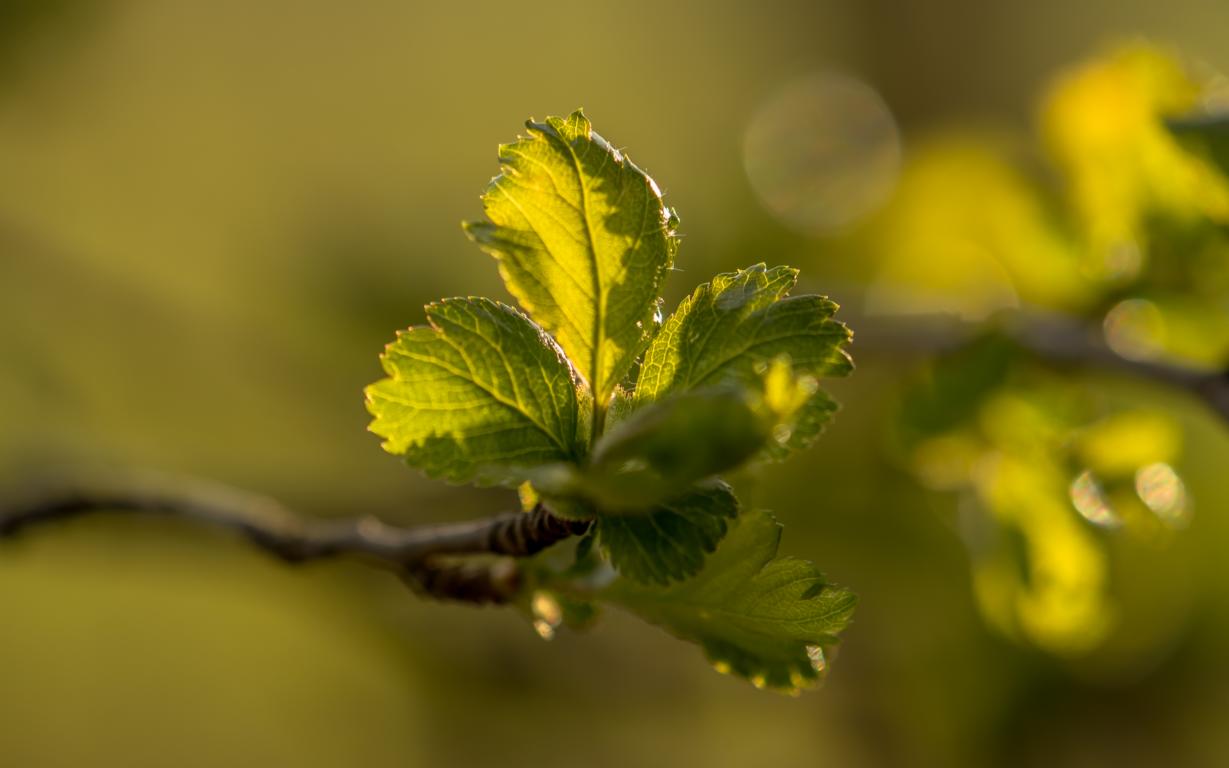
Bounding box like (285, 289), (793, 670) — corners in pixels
(0, 474), (589, 605)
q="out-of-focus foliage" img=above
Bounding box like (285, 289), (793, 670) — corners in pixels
(866, 138), (1092, 318)
(1042, 43), (1229, 280)
(879, 42), (1229, 656)
(1043, 44), (1229, 369)
(895, 338), (1189, 652)
(866, 42), (1229, 367)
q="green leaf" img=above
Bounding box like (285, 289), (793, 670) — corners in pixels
(584, 387), (771, 510)
(759, 391), (840, 462)
(635, 264), (851, 399)
(528, 360), (818, 511)
(634, 264), (852, 457)
(464, 109), (679, 405)
(597, 483), (738, 585)
(602, 511), (857, 692)
(365, 297), (582, 485)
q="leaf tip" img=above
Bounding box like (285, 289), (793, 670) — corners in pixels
(566, 107), (590, 134)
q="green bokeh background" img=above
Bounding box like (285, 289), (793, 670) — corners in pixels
(2, 1), (1228, 766)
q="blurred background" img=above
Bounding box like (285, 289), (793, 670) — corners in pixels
(3, 1), (1229, 766)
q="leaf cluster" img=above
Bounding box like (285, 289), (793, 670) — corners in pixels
(366, 110), (854, 691)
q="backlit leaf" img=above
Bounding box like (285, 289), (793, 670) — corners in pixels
(366, 298), (582, 485)
(603, 511), (856, 692)
(597, 483), (738, 585)
(464, 109), (679, 405)
(635, 264), (851, 457)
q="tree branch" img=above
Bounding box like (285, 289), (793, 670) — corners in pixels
(849, 309), (1229, 423)
(0, 474), (590, 604)
(1010, 314), (1229, 423)
(6, 310), (1221, 607)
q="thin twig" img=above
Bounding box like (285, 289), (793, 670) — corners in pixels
(1011, 315), (1229, 422)
(0, 474), (589, 604)
(849, 309), (1229, 423)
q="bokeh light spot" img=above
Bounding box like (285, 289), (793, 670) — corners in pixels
(1135, 462), (1190, 528)
(743, 72), (901, 235)
(1103, 298), (1167, 361)
(1070, 469), (1120, 528)
(531, 591), (563, 641)
(1103, 240), (1143, 282)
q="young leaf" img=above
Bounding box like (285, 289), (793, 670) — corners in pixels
(597, 483), (738, 585)
(636, 264), (851, 398)
(602, 511), (856, 692)
(583, 387), (770, 510)
(634, 264), (852, 457)
(366, 298), (582, 485)
(464, 109), (679, 405)
(529, 360), (817, 511)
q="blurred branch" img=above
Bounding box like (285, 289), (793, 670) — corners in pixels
(1010, 315), (1229, 423)
(850, 310), (1229, 423)
(0, 474), (589, 605)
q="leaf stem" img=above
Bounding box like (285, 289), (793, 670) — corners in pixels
(591, 396), (608, 445)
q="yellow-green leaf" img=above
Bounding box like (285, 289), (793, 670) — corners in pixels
(366, 298), (582, 485)
(464, 109), (679, 406)
(635, 264), (852, 459)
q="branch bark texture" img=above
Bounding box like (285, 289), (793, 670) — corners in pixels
(0, 475), (590, 605)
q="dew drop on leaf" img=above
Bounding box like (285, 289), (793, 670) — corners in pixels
(664, 207), (681, 232)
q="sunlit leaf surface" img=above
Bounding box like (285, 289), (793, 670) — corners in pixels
(635, 264), (851, 459)
(604, 512), (856, 692)
(366, 298), (582, 485)
(465, 109), (679, 405)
